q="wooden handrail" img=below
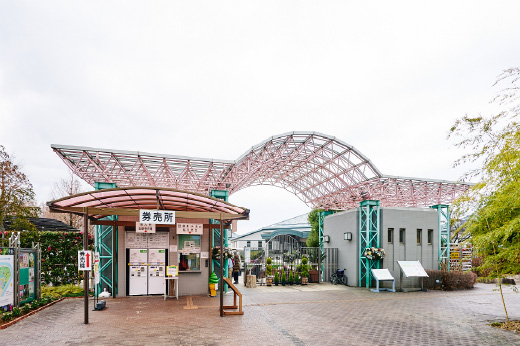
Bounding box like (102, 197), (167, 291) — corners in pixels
(222, 277), (243, 315)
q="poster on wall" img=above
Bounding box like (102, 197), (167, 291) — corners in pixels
(148, 232), (169, 248)
(0, 253), (14, 310)
(126, 232), (148, 249)
(20, 251), (35, 304)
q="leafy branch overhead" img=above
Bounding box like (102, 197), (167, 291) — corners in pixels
(450, 67), (520, 276)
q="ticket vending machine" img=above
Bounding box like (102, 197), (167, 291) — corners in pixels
(129, 249), (148, 296)
(148, 249), (166, 295)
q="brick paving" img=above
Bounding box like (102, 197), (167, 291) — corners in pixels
(2, 283), (520, 345)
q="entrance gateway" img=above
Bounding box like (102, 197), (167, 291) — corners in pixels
(49, 132), (472, 317)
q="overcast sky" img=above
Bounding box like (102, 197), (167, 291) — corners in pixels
(1, 1), (519, 234)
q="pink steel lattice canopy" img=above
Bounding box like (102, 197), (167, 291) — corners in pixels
(48, 187), (249, 220)
(52, 131), (471, 210)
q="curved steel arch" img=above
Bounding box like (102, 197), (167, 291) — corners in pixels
(51, 131), (471, 210)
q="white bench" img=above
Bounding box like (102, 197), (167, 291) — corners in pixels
(370, 269), (395, 293)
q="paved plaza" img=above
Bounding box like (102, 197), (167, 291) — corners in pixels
(2, 282), (520, 345)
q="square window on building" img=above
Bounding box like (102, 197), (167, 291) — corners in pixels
(417, 229), (422, 244)
(258, 241), (262, 248)
(246, 241), (251, 247)
(428, 229), (433, 244)
(399, 228), (405, 244)
(388, 228), (394, 243)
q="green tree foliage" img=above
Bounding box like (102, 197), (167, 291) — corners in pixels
(0, 145), (39, 231)
(450, 67), (520, 276)
(306, 209), (322, 247)
(2, 230), (94, 286)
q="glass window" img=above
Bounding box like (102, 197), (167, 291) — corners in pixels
(428, 229), (433, 244)
(246, 241), (251, 247)
(399, 228), (405, 244)
(388, 228), (394, 243)
(417, 229), (422, 244)
(178, 234), (201, 271)
(258, 241), (262, 248)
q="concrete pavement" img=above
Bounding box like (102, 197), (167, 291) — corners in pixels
(2, 282), (519, 345)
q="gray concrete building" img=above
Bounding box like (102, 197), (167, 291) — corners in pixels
(323, 207), (439, 289)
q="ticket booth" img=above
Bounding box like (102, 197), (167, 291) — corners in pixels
(47, 186), (249, 298)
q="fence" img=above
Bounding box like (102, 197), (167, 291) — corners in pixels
(239, 247), (338, 284)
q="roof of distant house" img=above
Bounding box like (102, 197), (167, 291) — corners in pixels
(3, 217), (80, 232)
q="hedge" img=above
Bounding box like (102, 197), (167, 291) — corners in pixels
(424, 269), (477, 290)
(1, 230), (94, 286)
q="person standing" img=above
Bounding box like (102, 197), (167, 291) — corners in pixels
(227, 256), (233, 279)
(233, 254), (240, 284)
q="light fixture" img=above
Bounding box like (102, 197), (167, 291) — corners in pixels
(323, 235), (330, 243)
(344, 232), (352, 241)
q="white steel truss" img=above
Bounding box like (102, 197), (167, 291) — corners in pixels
(52, 131), (471, 210)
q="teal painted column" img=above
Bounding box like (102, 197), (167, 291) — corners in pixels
(210, 190), (229, 291)
(94, 182), (117, 297)
(430, 204), (450, 271)
(358, 200), (380, 288)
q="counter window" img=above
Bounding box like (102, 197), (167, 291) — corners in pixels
(178, 234), (201, 271)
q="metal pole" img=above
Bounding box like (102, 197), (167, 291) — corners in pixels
(113, 219), (116, 298)
(83, 209), (89, 324)
(219, 216), (224, 317)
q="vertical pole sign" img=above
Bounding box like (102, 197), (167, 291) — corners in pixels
(82, 210), (89, 324)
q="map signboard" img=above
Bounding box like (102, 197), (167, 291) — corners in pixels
(0, 253), (14, 309)
(397, 261), (429, 277)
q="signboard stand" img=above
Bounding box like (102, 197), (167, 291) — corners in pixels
(397, 261), (429, 292)
(370, 269), (395, 293)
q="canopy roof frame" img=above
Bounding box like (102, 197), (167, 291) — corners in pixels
(52, 131), (472, 209)
(47, 186), (249, 221)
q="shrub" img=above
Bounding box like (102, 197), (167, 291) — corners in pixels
(11, 307), (22, 317)
(274, 270), (279, 284)
(2, 230), (94, 286)
(424, 270), (477, 290)
(1, 312), (13, 322)
(42, 284), (84, 298)
(266, 257), (272, 276)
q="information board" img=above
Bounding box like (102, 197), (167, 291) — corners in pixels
(139, 209), (175, 225)
(397, 261), (429, 277)
(136, 222), (156, 233)
(0, 253), (14, 309)
(166, 265), (178, 277)
(372, 269), (395, 281)
(176, 223), (203, 235)
(78, 250), (92, 271)
(148, 232), (169, 248)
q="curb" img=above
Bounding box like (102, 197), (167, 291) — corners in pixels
(0, 298), (65, 330)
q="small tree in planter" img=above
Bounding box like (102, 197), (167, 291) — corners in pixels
(274, 270), (279, 286)
(301, 257), (310, 285)
(289, 270), (294, 285)
(266, 257), (273, 286)
(281, 270), (286, 286)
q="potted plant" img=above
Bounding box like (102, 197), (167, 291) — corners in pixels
(301, 257), (310, 285)
(281, 270), (286, 286)
(274, 270), (279, 286)
(289, 270), (294, 285)
(266, 257), (273, 286)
